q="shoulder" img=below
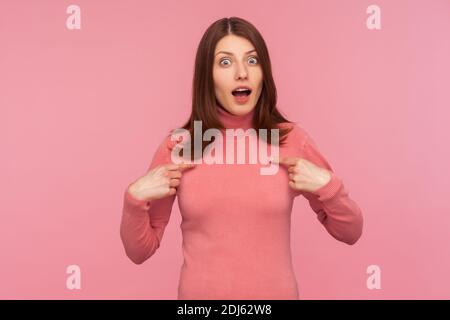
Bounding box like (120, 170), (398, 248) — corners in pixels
(153, 128), (187, 153)
(146, 130), (180, 171)
(149, 130), (179, 161)
(277, 121), (311, 148)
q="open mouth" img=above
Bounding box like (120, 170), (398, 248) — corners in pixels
(231, 88), (252, 97)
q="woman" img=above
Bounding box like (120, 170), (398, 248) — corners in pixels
(120, 17), (363, 300)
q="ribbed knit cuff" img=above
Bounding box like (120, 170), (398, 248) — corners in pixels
(123, 187), (152, 213)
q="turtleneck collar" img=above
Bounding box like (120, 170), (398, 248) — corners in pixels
(215, 103), (256, 130)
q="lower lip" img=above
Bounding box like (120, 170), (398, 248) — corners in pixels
(233, 93), (251, 104)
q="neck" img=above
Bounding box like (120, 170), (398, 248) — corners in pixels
(216, 103), (256, 130)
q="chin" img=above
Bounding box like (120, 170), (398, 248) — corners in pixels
(229, 102), (255, 114)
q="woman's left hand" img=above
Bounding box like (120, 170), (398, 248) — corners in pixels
(272, 156), (332, 193)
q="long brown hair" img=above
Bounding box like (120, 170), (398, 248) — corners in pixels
(172, 16), (294, 161)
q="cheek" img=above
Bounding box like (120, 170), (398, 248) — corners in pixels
(254, 72), (263, 95)
(213, 70), (229, 94)
(250, 67), (263, 85)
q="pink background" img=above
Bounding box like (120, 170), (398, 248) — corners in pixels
(1, 0), (449, 299)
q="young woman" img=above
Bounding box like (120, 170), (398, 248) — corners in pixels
(120, 17), (363, 300)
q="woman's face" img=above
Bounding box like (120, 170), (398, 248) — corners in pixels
(213, 34), (263, 116)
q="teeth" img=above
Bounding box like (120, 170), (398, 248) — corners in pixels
(235, 88), (249, 91)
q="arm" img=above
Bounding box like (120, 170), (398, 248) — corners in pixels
(299, 131), (363, 245)
(120, 134), (176, 264)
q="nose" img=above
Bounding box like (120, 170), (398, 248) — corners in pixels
(235, 61), (248, 80)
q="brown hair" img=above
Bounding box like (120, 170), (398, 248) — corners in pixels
(172, 16), (294, 161)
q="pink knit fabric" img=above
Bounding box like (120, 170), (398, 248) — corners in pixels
(120, 104), (363, 299)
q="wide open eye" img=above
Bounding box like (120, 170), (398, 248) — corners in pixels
(220, 58), (231, 66)
(248, 56), (259, 65)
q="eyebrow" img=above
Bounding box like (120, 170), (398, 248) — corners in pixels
(215, 49), (257, 56)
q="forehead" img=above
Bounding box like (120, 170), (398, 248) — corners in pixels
(214, 35), (255, 55)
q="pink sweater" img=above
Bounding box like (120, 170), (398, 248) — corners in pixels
(120, 104), (363, 300)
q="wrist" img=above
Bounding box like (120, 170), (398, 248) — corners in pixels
(127, 182), (147, 201)
(311, 169), (332, 192)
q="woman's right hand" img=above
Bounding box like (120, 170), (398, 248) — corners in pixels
(127, 162), (197, 201)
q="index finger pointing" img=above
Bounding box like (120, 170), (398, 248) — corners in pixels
(177, 162), (197, 171)
(165, 162), (196, 171)
(271, 156), (298, 166)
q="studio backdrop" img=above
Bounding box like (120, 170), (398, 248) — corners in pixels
(1, 0), (449, 299)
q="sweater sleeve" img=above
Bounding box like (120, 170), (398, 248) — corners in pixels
(120, 134), (177, 264)
(299, 130), (363, 245)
